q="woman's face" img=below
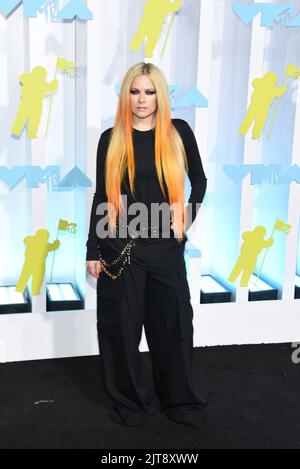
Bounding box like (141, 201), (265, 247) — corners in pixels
(130, 75), (157, 122)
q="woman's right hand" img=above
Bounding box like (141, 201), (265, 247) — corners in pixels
(86, 260), (102, 279)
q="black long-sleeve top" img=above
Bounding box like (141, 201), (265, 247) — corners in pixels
(86, 118), (207, 260)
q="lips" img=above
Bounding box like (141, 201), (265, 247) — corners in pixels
(137, 107), (147, 110)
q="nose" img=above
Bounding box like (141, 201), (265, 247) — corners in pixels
(138, 92), (146, 103)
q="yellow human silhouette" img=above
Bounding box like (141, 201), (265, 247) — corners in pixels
(16, 229), (60, 296)
(11, 66), (59, 140)
(228, 226), (274, 287)
(129, 0), (182, 58)
(239, 72), (286, 139)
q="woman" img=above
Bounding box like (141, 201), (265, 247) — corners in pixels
(86, 62), (207, 428)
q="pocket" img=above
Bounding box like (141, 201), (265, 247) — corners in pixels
(97, 275), (127, 337)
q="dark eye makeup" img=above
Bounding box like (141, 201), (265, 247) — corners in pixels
(130, 89), (156, 95)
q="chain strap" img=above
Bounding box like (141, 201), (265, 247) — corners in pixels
(98, 239), (137, 280)
(97, 223), (175, 280)
(97, 222), (139, 280)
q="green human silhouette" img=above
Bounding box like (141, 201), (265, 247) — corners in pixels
(16, 229), (60, 296)
(11, 66), (58, 140)
(130, 0), (182, 58)
(239, 71), (286, 139)
(228, 226), (274, 287)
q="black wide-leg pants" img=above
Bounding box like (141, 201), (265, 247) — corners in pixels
(96, 236), (206, 427)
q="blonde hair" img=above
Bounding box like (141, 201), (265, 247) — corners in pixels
(105, 62), (188, 241)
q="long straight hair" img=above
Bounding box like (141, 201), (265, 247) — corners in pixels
(105, 62), (188, 241)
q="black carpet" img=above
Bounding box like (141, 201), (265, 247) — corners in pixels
(0, 343), (299, 449)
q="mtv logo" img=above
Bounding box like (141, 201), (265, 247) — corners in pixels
(223, 163), (300, 185)
(232, 2), (300, 28)
(0, 0), (93, 20)
(0, 165), (92, 191)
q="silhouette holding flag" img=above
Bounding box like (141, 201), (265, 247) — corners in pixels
(129, 0), (182, 58)
(228, 226), (274, 287)
(239, 71), (286, 140)
(16, 229), (60, 296)
(11, 66), (58, 140)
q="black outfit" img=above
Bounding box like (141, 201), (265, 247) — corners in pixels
(86, 118), (208, 427)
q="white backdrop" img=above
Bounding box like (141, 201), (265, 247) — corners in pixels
(0, 0), (299, 363)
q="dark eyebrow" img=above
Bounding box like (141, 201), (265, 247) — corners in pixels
(131, 87), (156, 91)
